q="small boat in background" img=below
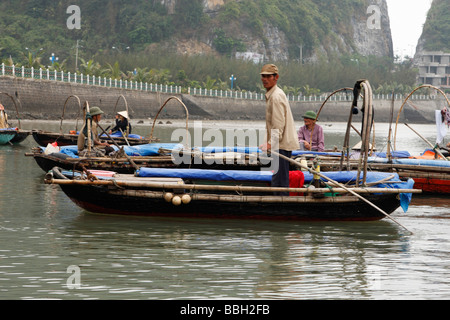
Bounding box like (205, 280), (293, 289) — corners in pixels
(31, 94), (155, 147)
(0, 129), (15, 145)
(0, 92), (32, 144)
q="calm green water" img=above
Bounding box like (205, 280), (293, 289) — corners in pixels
(0, 120), (449, 300)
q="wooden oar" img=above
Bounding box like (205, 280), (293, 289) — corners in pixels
(404, 123), (448, 161)
(271, 150), (413, 234)
(119, 128), (131, 147)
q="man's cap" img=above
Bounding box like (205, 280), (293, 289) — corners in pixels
(90, 106), (104, 116)
(260, 64), (279, 75)
(117, 111), (129, 119)
(303, 110), (317, 120)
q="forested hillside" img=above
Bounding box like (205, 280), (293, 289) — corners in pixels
(0, 0), (421, 93)
(419, 0), (450, 52)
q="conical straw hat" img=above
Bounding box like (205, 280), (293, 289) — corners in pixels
(117, 111), (129, 119)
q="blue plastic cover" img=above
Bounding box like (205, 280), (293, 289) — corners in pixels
(292, 150), (342, 157)
(195, 147), (262, 154)
(372, 151), (411, 158)
(368, 157), (450, 168)
(101, 132), (143, 139)
(137, 168), (402, 184)
(41, 143), (183, 158)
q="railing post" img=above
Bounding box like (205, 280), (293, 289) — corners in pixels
(1, 63), (4, 76)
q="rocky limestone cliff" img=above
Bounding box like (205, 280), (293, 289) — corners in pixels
(158, 0), (393, 61)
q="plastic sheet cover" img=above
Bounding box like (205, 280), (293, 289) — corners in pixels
(137, 168), (403, 185)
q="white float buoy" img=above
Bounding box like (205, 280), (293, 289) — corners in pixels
(172, 196), (182, 206)
(164, 193), (174, 203)
(181, 194), (192, 204)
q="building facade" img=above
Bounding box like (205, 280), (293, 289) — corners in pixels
(417, 51), (450, 89)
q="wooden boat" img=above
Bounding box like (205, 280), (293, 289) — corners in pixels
(0, 130), (15, 145)
(45, 166), (418, 222)
(27, 96), (268, 173)
(296, 83), (450, 195)
(32, 129), (151, 147)
(317, 154), (450, 194)
(44, 81), (421, 232)
(0, 92), (32, 144)
(26, 144), (267, 173)
(31, 95), (155, 147)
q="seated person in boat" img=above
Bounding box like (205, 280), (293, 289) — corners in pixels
(0, 103), (10, 129)
(109, 111), (132, 136)
(298, 111), (324, 151)
(77, 106), (112, 155)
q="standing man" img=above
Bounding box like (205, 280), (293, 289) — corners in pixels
(260, 64), (299, 195)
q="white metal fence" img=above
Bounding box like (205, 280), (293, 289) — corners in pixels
(1, 63), (439, 102)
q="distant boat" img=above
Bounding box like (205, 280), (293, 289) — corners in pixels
(31, 94), (154, 147)
(0, 92), (32, 144)
(0, 129), (15, 145)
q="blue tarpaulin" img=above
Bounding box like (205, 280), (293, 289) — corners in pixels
(42, 143), (183, 158)
(137, 167), (402, 184)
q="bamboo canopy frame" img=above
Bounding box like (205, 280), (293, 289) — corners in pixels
(393, 84), (450, 151)
(59, 95), (82, 135)
(149, 96), (190, 149)
(0, 92), (23, 129)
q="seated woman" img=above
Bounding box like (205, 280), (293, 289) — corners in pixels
(109, 111), (132, 136)
(297, 110), (324, 151)
(0, 104), (10, 129)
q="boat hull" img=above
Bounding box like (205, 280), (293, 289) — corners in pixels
(0, 132), (15, 145)
(411, 178), (450, 194)
(32, 131), (151, 147)
(58, 183), (401, 221)
(11, 130), (31, 143)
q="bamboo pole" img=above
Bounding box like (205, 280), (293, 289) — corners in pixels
(320, 160), (450, 174)
(394, 84), (450, 151)
(96, 123), (139, 171)
(108, 189), (363, 203)
(45, 173), (421, 194)
(404, 123), (448, 161)
(271, 150), (414, 233)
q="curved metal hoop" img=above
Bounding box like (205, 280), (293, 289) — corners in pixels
(59, 95), (82, 134)
(393, 84), (450, 150)
(149, 96), (190, 148)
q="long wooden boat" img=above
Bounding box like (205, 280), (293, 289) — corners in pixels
(26, 145), (267, 173)
(31, 130), (152, 147)
(45, 166), (418, 221)
(31, 94), (156, 147)
(325, 155), (450, 195)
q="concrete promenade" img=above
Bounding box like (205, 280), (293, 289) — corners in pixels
(0, 76), (443, 123)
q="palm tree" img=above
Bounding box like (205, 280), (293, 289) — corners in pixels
(202, 75), (217, 90)
(22, 50), (44, 69)
(79, 58), (101, 76)
(147, 68), (171, 84)
(102, 61), (124, 79)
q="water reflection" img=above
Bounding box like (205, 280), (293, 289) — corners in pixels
(1, 121), (449, 300)
(37, 214), (405, 300)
